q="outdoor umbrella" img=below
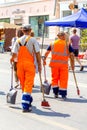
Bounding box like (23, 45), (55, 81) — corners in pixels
(44, 8), (87, 28)
(44, 8), (87, 97)
(0, 22), (20, 29)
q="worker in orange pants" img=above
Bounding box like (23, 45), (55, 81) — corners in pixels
(51, 64), (68, 98)
(43, 32), (74, 100)
(10, 25), (41, 112)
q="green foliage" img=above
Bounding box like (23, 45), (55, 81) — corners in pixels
(81, 29), (87, 43)
(80, 43), (87, 51)
(80, 29), (87, 51)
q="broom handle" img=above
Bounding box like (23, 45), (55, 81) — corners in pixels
(44, 65), (47, 81)
(69, 55), (79, 89)
(72, 69), (78, 88)
(11, 64), (13, 89)
(39, 72), (45, 100)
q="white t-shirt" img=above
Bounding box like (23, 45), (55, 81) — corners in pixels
(11, 37), (18, 62)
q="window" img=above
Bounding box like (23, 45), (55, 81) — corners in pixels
(63, 10), (72, 17)
(0, 18), (10, 23)
(29, 15), (49, 37)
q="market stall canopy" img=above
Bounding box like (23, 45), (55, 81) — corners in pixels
(0, 22), (20, 29)
(44, 8), (87, 28)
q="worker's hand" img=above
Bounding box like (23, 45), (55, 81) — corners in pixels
(10, 57), (14, 64)
(43, 60), (46, 65)
(42, 56), (46, 65)
(71, 64), (74, 71)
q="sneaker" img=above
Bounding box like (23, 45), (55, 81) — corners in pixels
(80, 66), (84, 71)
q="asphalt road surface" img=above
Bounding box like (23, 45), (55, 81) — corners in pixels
(0, 52), (87, 130)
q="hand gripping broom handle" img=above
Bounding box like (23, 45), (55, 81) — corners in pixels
(43, 65), (47, 82)
(39, 72), (45, 100)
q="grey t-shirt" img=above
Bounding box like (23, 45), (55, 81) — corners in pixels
(12, 35), (40, 54)
(12, 35), (40, 73)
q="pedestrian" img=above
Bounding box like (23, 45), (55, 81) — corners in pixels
(43, 31), (74, 100)
(69, 28), (84, 71)
(10, 24), (41, 112)
(11, 28), (24, 87)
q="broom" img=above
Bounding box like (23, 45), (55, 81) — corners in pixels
(39, 72), (50, 107)
(65, 36), (80, 96)
(70, 54), (80, 96)
(72, 69), (80, 96)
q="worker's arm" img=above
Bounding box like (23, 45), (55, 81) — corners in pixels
(35, 52), (42, 73)
(10, 53), (17, 64)
(43, 45), (51, 65)
(33, 42), (42, 73)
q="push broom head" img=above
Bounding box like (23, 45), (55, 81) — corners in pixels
(77, 87), (80, 96)
(41, 99), (50, 107)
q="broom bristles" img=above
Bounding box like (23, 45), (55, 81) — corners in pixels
(41, 100), (50, 107)
(77, 88), (80, 95)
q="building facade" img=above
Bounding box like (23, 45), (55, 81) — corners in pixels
(0, 0), (87, 42)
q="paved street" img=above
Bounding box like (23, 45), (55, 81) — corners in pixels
(0, 52), (87, 130)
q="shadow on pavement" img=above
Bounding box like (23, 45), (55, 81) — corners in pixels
(9, 105), (70, 118)
(46, 96), (87, 103)
(32, 106), (70, 118)
(0, 91), (6, 95)
(9, 106), (21, 110)
(60, 97), (87, 103)
(32, 85), (40, 93)
(69, 70), (87, 73)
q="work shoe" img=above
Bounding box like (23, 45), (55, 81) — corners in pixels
(61, 96), (67, 101)
(22, 109), (30, 113)
(80, 66), (84, 71)
(22, 105), (32, 113)
(54, 94), (58, 98)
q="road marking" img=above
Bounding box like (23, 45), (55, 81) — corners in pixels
(0, 104), (79, 130)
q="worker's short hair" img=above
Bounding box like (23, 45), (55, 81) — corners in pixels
(57, 31), (65, 36)
(22, 24), (31, 31)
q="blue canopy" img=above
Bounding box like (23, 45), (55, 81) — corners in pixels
(44, 8), (87, 28)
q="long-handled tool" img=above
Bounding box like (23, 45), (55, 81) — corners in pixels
(6, 64), (17, 104)
(39, 72), (50, 107)
(69, 55), (80, 96)
(43, 64), (51, 95)
(65, 38), (80, 97)
(72, 69), (80, 96)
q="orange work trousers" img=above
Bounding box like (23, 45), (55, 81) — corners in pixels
(51, 64), (68, 90)
(17, 61), (35, 93)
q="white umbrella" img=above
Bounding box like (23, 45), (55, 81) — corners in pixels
(0, 22), (20, 29)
